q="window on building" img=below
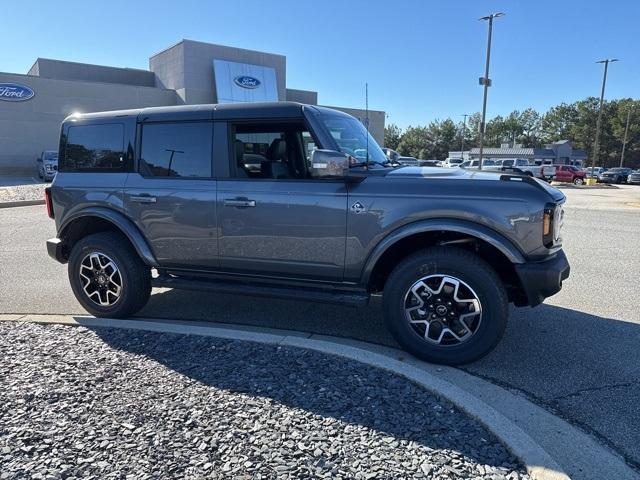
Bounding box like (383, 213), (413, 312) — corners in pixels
(232, 122), (315, 179)
(139, 122), (212, 178)
(62, 124), (124, 171)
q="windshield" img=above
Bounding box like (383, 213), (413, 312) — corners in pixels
(44, 151), (58, 161)
(320, 113), (388, 165)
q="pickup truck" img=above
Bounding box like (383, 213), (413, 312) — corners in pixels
(461, 158), (556, 181)
(45, 102), (570, 365)
(496, 159), (556, 181)
(554, 165), (587, 185)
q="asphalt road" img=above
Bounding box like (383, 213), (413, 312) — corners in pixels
(1, 184), (639, 469)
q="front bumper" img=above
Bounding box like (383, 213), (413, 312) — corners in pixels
(514, 250), (570, 307)
(46, 237), (67, 263)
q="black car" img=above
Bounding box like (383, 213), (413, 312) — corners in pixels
(599, 167), (633, 184)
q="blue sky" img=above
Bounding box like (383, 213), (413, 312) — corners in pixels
(2, 0), (638, 128)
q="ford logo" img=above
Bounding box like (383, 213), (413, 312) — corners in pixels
(0, 83), (35, 102)
(234, 76), (261, 89)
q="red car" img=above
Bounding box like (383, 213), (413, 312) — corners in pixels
(554, 165), (586, 185)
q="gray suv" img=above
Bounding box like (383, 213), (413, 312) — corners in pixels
(45, 102), (570, 365)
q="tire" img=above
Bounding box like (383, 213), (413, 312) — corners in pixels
(383, 247), (508, 365)
(68, 232), (151, 318)
(573, 177), (584, 185)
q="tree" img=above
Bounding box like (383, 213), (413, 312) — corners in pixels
(397, 126), (429, 158)
(384, 123), (402, 150)
(389, 96), (640, 168)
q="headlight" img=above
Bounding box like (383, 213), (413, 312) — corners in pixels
(543, 204), (563, 247)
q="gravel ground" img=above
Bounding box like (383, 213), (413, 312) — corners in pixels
(0, 322), (529, 479)
(0, 184), (45, 203)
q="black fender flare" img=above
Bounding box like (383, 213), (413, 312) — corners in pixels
(361, 218), (527, 286)
(59, 207), (159, 267)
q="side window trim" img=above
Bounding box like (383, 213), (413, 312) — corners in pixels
(136, 120), (215, 180)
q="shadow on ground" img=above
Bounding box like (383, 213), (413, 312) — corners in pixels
(87, 323), (525, 474)
(135, 288), (640, 468)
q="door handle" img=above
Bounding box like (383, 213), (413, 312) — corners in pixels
(131, 195), (157, 204)
(224, 198), (256, 207)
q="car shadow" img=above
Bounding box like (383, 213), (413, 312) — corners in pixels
(129, 289), (639, 466)
(82, 327), (527, 473)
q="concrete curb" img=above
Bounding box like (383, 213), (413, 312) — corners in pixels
(1, 314), (575, 480)
(0, 199), (45, 209)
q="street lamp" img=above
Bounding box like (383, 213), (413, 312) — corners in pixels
(590, 59), (618, 174)
(477, 12), (505, 170)
(460, 114), (470, 160)
(620, 105), (632, 167)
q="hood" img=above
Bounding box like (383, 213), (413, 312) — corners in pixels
(385, 166), (565, 202)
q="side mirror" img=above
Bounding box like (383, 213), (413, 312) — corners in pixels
(36, 158), (42, 163)
(309, 149), (349, 179)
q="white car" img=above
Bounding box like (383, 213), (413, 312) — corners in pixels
(442, 158), (465, 168)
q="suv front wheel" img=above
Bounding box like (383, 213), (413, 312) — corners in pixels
(383, 247), (508, 365)
(68, 232), (151, 318)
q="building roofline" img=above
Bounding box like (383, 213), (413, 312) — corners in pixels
(148, 39), (286, 60)
(29, 57), (151, 74)
(0, 70), (174, 91)
(321, 104), (385, 115)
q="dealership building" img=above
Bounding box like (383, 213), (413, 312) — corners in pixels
(0, 39), (385, 174)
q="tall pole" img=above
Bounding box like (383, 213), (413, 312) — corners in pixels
(365, 82), (369, 168)
(620, 105), (632, 167)
(591, 59), (618, 172)
(460, 114), (469, 159)
(477, 13), (504, 170)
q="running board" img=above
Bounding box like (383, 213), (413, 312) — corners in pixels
(151, 275), (370, 308)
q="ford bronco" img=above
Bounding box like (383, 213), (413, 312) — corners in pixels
(46, 102), (570, 365)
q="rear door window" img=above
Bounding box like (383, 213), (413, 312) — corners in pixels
(62, 124), (124, 172)
(139, 122), (213, 178)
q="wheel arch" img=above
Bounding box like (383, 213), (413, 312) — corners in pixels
(58, 207), (158, 267)
(363, 219), (528, 304)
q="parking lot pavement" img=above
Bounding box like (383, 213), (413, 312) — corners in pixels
(0, 186), (639, 469)
(0, 321), (529, 479)
(0, 175), (43, 187)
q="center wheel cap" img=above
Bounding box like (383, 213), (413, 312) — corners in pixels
(435, 305), (448, 316)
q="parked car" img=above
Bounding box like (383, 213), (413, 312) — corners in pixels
(584, 166), (605, 178)
(396, 156), (420, 166)
(45, 102), (570, 365)
(460, 159), (498, 168)
(554, 165), (587, 185)
(599, 167), (634, 184)
(477, 158), (556, 181)
(626, 170), (640, 185)
(36, 150), (59, 181)
(382, 148), (401, 165)
(417, 159), (442, 167)
(442, 158), (465, 168)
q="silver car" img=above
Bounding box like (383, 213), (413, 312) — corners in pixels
(37, 150), (58, 182)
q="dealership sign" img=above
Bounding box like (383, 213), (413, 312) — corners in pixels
(0, 83), (35, 102)
(233, 76), (261, 89)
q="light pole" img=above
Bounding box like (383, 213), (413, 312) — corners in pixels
(477, 12), (504, 170)
(460, 114), (469, 160)
(590, 59), (618, 174)
(620, 105), (632, 167)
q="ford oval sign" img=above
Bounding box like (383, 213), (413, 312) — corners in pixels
(0, 83), (35, 102)
(234, 76), (261, 89)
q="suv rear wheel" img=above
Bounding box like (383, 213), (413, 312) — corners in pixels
(383, 247), (508, 365)
(68, 232), (151, 318)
